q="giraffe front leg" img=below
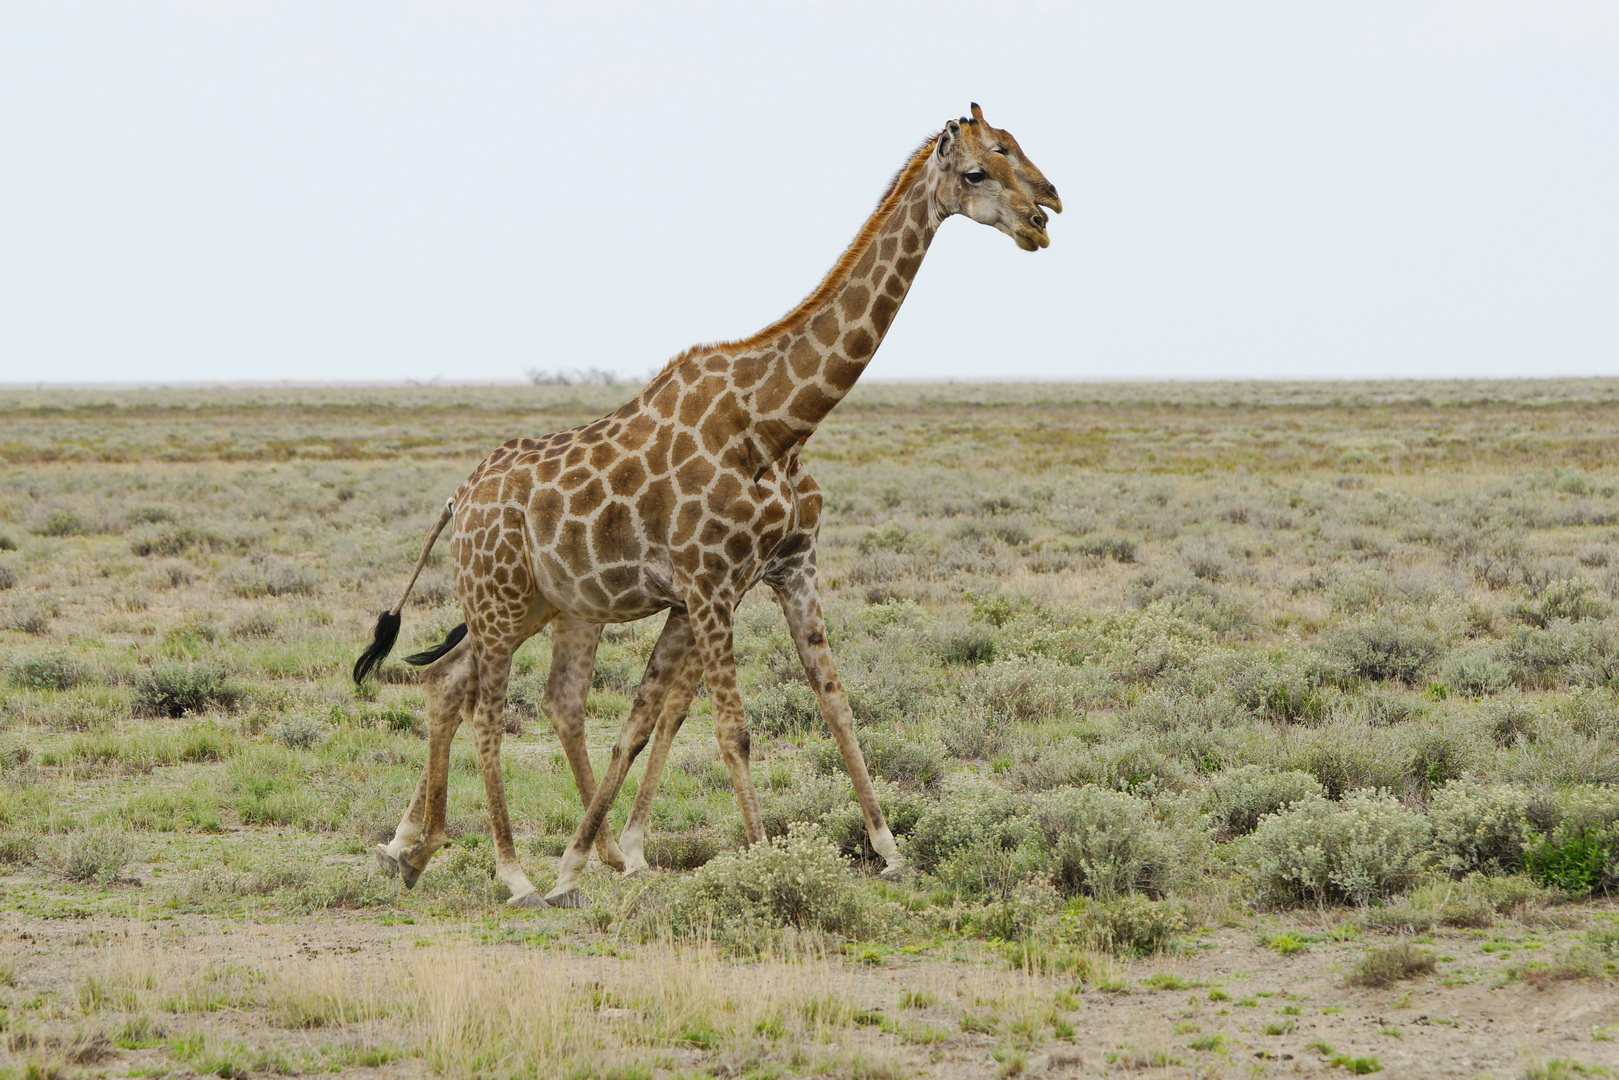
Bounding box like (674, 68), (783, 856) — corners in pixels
(542, 617), (627, 872)
(619, 652), (703, 875)
(777, 573), (904, 875)
(544, 613), (695, 906)
(689, 601), (766, 847)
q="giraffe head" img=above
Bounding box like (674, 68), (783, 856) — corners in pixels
(933, 103), (1061, 251)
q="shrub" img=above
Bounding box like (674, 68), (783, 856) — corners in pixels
(904, 789), (1030, 872)
(1027, 786), (1185, 898)
(1400, 723), (1479, 794)
(960, 656), (1090, 723)
(1365, 873), (1553, 933)
(814, 729), (947, 791)
(0, 562), (16, 590)
(227, 559), (317, 599)
(1237, 790), (1430, 907)
(1524, 831), (1614, 896)
(1327, 619), (1443, 684)
(7, 602), (51, 635)
(125, 504), (181, 525)
(132, 663), (243, 718)
(128, 524), (199, 557)
(8, 649), (89, 691)
(1483, 699), (1539, 746)
(226, 612), (280, 640)
(934, 841), (1042, 901)
(667, 823), (879, 942)
(1427, 782), (1536, 876)
(1439, 648), (1512, 697)
(1510, 577), (1608, 627)
(936, 705), (1013, 760)
(644, 827), (728, 870)
(973, 879), (1062, 940)
(44, 830), (142, 885)
(1062, 894), (1188, 957)
(0, 834), (39, 866)
(36, 509), (90, 536)
(1074, 535), (1137, 563)
(745, 680), (822, 737)
(1202, 766), (1324, 841)
(934, 623), (997, 666)
(1345, 943), (1436, 988)
(270, 718), (327, 749)
(757, 773), (848, 840)
(1087, 738), (1198, 795)
(1287, 723), (1408, 798)
(1226, 654), (1331, 724)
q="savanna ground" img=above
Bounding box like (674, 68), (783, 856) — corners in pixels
(2, 379), (1619, 1080)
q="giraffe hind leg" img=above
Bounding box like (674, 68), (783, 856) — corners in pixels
(385, 636), (475, 885)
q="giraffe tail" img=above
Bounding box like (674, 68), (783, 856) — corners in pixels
(352, 499), (454, 684)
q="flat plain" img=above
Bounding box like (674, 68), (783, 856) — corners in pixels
(2, 379), (1618, 1080)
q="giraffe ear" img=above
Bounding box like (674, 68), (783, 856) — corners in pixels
(937, 120), (961, 159)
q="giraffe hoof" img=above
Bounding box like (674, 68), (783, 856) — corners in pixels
(877, 862), (913, 883)
(543, 888), (584, 909)
(398, 857), (424, 890)
(375, 845), (401, 878)
(621, 859), (651, 878)
(506, 890), (549, 909)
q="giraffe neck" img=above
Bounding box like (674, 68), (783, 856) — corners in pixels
(637, 138), (945, 467)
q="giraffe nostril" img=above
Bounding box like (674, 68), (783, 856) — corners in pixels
(1030, 212), (1046, 230)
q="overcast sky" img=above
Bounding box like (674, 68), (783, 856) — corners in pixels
(3, 1), (1617, 384)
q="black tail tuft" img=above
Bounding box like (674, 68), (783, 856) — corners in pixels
(353, 611), (402, 684)
(404, 622), (468, 667)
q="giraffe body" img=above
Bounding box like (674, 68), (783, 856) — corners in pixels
(356, 105), (1060, 906)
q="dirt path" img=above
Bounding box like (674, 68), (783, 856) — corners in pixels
(4, 897), (1616, 1079)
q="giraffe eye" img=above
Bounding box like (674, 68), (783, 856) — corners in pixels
(991, 147), (1007, 155)
(964, 169), (987, 184)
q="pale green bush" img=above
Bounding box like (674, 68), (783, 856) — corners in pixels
(1286, 722), (1408, 798)
(1327, 618), (1443, 685)
(669, 823), (879, 940)
(1237, 789), (1431, 907)
(1222, 651), (1335, 723)
(1439, 647), (1512, 697)
(904, 789), (1030, 872)
(44, 829), (142, 885)
(960, 656), (1091, 723)
(1202, 766), (1323, 841)
(812, 729), (946, 791)
(1027, 786), (1188, 898)
(1061, 894), (1189, 957)
(8, 649), (89, 691)
(132, 663), (242, 718)
(745, 679), (822, 736)
(1426, 782), (1536, 876)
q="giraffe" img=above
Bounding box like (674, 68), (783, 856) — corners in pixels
(353, 104), (1059, 907)
(363, 456), (829, 882)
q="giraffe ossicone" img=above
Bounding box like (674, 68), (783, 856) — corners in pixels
(354, 105), (1060, 908)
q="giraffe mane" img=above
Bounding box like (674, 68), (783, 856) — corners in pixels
(646, 133), (942, 384)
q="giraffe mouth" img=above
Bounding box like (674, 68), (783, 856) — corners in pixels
(1014, 225), (1050, 252)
